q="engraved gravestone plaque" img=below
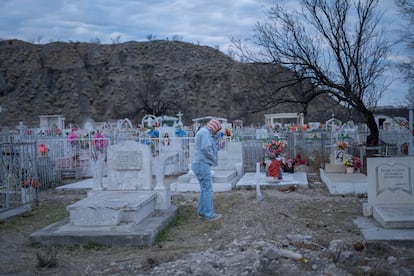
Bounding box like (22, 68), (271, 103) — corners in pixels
(368, 157), (414, 206)
(114, 151), (142, 171)
(375, 163), (411, 196)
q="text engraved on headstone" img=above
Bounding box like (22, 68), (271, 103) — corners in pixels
(375, 163), (412, 196)
(114, 151), (142, 171)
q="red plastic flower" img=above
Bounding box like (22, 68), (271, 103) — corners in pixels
(37, 143), (49, 153)
(264, 139), (286, 158)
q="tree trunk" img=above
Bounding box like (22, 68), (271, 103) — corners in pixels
(365, 111), (379, 146)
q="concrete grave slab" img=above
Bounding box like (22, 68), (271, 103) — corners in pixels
(236, 172), (308, 189)
(320, 169), (367, 195)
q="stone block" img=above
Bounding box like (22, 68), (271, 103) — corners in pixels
(67, 191), (156, 226)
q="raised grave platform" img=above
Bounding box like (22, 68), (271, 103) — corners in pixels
(236, 172), (308, 189)
(29, 205), (177, 247)
(320, 169), (367, 195)
(170, 169), (240, 192)
(67, 191), (156, 226)
(354, 216), (414, 242)
(373, 204), (414, 229)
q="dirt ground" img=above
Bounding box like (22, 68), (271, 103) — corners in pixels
(1, 171), (413, 275)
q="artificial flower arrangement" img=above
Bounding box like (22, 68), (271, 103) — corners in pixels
(67, 132), (79, 145)
(264, 139), (286, 159)
(175, 126), (186, 137)
(353, 156), (362, 170)
(146, 127), (160, 156)
(67, 128), (90, 149)
(37, 143), (49, 156)
(147, 128), (159, 138)
(215, 131), (226, 150)
(21, 178), (39, 189)
(280, 153), (307, 173)
(91, 131), (107, 160)
(343, 158), (353, 167)
(343, 156), (361, 170)
(282, 157), (295, 173)
(336, 141), (348, 150)
(43, 128), (61, 136)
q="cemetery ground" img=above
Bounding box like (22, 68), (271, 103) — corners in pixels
(1, 173), (414, 275)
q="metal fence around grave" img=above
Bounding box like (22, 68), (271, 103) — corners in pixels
(1, 128), (410, 213)
(0, 142), (39, 211)
(240, 129), (411, 173)
(35, 137), (110, 182)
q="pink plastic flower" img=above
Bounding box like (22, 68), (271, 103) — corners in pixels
(92, 131), (107, 153)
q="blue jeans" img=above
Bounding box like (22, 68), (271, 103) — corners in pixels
(192, 161), (214, 219)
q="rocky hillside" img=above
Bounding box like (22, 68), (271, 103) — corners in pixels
(0, 39), (348, 127)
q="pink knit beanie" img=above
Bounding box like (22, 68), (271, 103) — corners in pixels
(207, 119), (222, 134)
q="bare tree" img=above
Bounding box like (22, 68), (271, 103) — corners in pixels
(233, 0), (391, 146)
(406, 87), (414, 107)
(111, 35), (121, 44)
(172, 34), (183, 41)
(396, 0), (414, 96)
(137, 64), (180, 116)
(90, 37), (101, 44)
(146, 34), (157, 41)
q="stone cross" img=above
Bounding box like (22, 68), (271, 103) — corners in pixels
(142, 115), (158, 128)
(16, 121), (27, 136)
(176, 111), (183, 127)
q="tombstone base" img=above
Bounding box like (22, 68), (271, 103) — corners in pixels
(373, 204), (414, 229)
(67, 191), (156, 226)
(155, 189), (171, 210)
(29, 205), (178, 247)
(324, 163), (346, 173)
(362, 202), (373, 217)
(171, 169), (240, 192)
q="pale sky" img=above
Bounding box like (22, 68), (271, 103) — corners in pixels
(0, 0), (410, 107)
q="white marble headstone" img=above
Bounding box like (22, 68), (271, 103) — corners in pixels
(217, 142), (243, 170)
(104, 140), (152, 190)
(367, 157), (414, 206)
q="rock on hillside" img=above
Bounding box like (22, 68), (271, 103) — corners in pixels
(0, 39), (347, 127)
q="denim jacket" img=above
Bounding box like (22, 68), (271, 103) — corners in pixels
(193, 126), (218, 166)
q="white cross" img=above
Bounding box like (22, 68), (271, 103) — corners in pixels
(176, 111), (183, 126)
(16, 121), (26, 135)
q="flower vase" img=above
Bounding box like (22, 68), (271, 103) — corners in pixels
(346, 167), (354, 174)
(264, 159), (272, 176)
(93, 156), (105, 190)
(268, 160), (282, 179)
(21, 187), (34, 209)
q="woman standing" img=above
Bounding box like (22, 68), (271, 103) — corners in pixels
(192, 118), (222, 222)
